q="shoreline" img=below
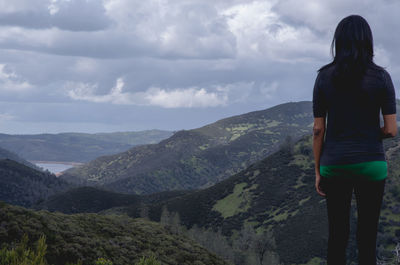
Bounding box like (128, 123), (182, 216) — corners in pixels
(29, 161), (84, 166)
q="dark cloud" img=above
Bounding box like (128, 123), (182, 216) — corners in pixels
(0, 0), (112, 31)
(0, 0), (237, 59)
(0, 0), (398, 134)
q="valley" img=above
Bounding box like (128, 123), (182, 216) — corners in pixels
(1, 100), (400, 265)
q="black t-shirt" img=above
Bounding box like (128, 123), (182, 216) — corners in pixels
(312, 64), (397, 165)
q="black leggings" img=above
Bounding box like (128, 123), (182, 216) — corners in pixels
(320, 176), (386, 265)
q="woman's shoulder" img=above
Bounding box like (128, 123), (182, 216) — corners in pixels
(366, 62), (388, 74)
(316, 63), (335, 83)
(318, 62), (335, 74)
(365, 63), (391, 83)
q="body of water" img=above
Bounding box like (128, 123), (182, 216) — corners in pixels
(31, 161), (82, 174)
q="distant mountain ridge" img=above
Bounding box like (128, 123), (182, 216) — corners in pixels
(62, 101), (315, 194)
(0, 129), (173, 162)
(62, 99), (400, 195)
(0, 146), (40, 170)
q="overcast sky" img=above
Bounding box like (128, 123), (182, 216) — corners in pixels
(0, 0), (399, 134)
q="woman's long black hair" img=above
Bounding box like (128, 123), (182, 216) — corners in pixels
(319, 15), (382, 86)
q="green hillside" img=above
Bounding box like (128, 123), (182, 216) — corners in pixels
(0, 129), (172, 163)
(113, 133), (400, 264)
(0, 159), (74, 207)
(0, 202), (229, 265)
(32, 140), (400, 264)
(33, 133), (400, 264)
(62, 101), (315, 194)
(123, 134), (329, 264)
(131, 136), (400, 264)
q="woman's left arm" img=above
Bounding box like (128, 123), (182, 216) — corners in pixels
(313, 117), (326, 197)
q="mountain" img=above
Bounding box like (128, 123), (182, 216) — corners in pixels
(0, 146), (40, 170)
(0, 129), (173, 163)
(122, 133), (398, 264)
(34, 135), (331, 263)
(59, 133), (397, 264)
(0, 159), (74, 207)
(62, 100), (400, 195)
(119, 134), (328, 264)
(61, 101), (315, 194)
(34, 134), (332, 263)
(32, 134), (400, 263)
(0, 202), (229, 265)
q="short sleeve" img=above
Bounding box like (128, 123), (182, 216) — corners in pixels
(312, 72), (327, 118)
(381, 70), (397, 115)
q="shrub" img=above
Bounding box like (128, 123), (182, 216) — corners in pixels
(0, 233), (47, 265)
(94, 257), (113, 265)
(136, 254), (161, 265)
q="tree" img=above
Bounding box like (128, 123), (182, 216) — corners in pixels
(233, 224), (280, 265)
(136, 254), (161, 265)
(139, 203), (149, 220)
(159, 206), (171, 228)
(0, 233), (47, 265)
(280, 135), (294, 154)
(94, 257), (113, 265)
(159, 206), (183, 234)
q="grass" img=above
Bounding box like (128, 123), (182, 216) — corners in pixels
(262, 207), (291, 223)
(293, 172), (307, 189)
(289, 154), (312, 169)
(266, 120), (282, 128)
(212, 183), (254, 218)
(264, 130), (276, 134)
(298, 196), (311, 206)
(249, 169), (261, 180)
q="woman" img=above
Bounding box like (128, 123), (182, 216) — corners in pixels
(312, 15), (397, 265)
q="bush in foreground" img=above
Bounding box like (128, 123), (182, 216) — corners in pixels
(0, 234), (161, 265)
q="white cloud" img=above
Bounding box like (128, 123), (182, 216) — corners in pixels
(272, 0), (342, 32)
(374, 45), (391, 68)
(145, 86), (227, 108)
(0, 112), (14, 121)
(67, 78), (136, 105)
(0, 64), (33, 92)
(67, 78), (230, 108)
(48, 0), (60, 15)
(259, 81), (278, 99)
(103, 0), (236, 59)
(221, 1), (328, 62)
(72, 57), (98, 74)
(215, 82), (254, 103)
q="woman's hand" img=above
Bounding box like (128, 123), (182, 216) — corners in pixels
(315, 172), (326, 197)
(313, 117), (326, 197)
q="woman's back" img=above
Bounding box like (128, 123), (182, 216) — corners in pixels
(313, 63), (396, 166)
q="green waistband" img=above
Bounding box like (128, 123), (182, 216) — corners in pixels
(320, 160), (387, 181)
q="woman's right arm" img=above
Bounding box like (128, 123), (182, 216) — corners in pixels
(380, 70), (397, 139)
(381, 114), (397, 138)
